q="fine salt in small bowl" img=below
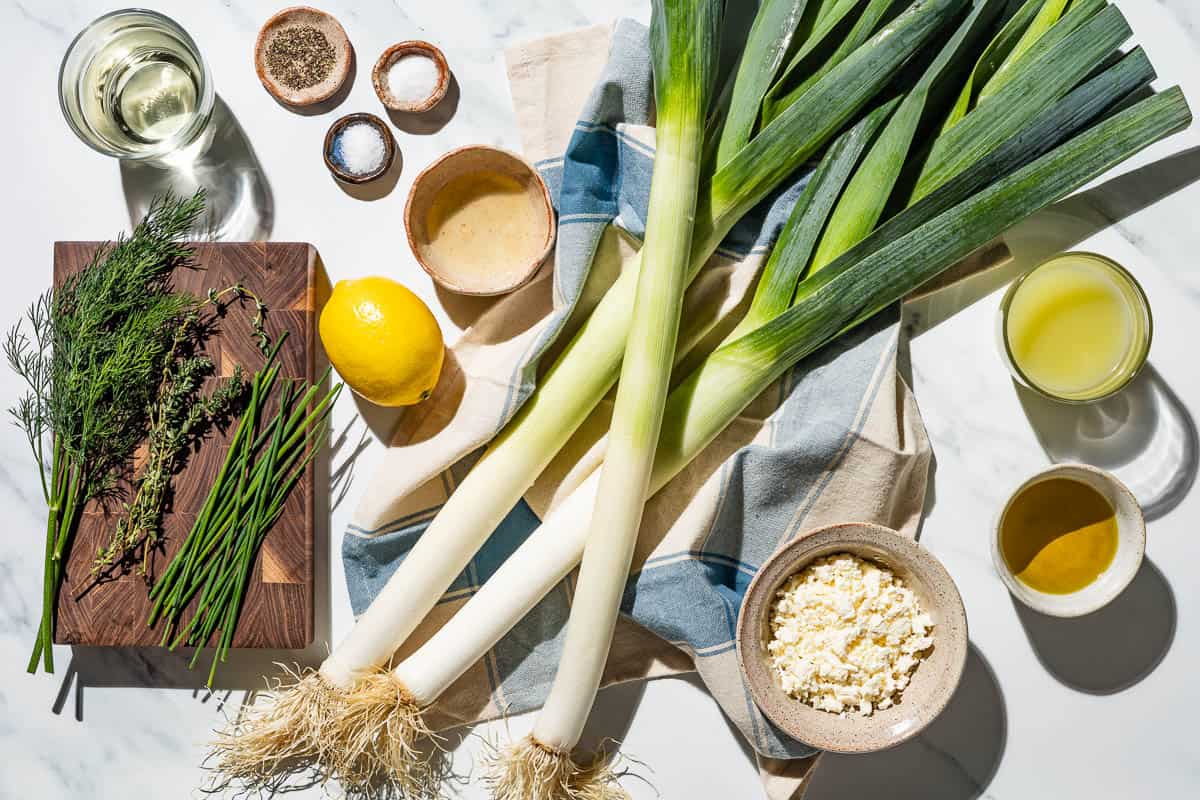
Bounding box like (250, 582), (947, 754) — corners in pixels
(323, 113), (395, 184)
(255, 7), (353, 107)
(405, 145), (555, 296)
(992, 463), (1146, 618)
(372, 41), (450, 113)
(735, 522), (968, 754)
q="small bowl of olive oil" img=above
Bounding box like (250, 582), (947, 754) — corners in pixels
(998, 252), (1152, 403)
(992, 464), (1145, 618)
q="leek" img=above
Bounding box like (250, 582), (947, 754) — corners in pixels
(497, 4), (723, 795)
(760, 0), (902, 127)
(361, 84), (1191, 797)
(912, 1), (1129, 200)
(714, 0), (811, 167)
(319, 35), (1186, 793)
(979, 0), (1072, 102)
(809, 0), (1006, 272)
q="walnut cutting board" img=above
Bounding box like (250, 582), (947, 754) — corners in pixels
(53, 242), (321, 649)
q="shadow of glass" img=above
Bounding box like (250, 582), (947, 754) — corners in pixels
(1012, 559), (1175, 695)
(120, 96), (274, 241)
(1015, 365), (1198, 520)
(388, 73), (460, 135)
(804, 644), (1006, 800)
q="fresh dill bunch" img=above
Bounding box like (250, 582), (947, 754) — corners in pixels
(5, 191), (206, 674)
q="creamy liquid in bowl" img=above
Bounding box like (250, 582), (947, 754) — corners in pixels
(424, 169), (549, 292)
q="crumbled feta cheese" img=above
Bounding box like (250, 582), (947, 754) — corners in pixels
(766, 553), (934, 717)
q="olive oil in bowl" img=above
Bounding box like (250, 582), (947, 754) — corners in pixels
(999, 253), (1151, 403)
(992, 464), (1146, 618)
(999, 476), (1117, 594)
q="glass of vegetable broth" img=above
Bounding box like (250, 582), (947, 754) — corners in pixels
(998, 253), (1152, 403)
(59, 9), (214, 161)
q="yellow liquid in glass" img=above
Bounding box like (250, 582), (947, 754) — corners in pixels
(1000, 477), (1118, 594)
(1005, 256), (1142, 400)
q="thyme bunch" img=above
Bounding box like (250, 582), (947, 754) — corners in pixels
(6, 192), (205, 674)
(92, 285), (268, 581)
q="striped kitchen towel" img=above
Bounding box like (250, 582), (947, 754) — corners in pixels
(344, 19), (933, 799)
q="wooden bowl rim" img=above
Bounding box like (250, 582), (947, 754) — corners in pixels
(323, 113), (395, 184)
(254, 6), (353, 107)
(372, 40), (451, 113)
(403, 144), (556, 296)
(735, 522), (969, 754)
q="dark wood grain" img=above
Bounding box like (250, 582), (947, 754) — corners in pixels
(52, 241), (319, 649)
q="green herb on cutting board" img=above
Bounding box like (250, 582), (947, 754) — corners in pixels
(147, 332), (341, 686)
(6, 192), (205, 675)
(90, 285), (270, 582)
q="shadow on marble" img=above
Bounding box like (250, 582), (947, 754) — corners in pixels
(331, 415), (372, 512)
(120, 96), (274, 241)
(1013, 558), (1175, 696)
(388, 73), (460, 135)
(802, 644), (1006, 800)
(334, 142), (404, 201)
(1015, 365), (1198, 521)
(436, 283), (502, 330)
(906, 147), (1200, 337)
(351, 383), (407, 443)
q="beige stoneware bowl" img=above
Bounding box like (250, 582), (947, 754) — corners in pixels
(404, 145), (556, 296)
(992, 463), (1145, 618)
(254, 7), (352, 107)
(372, 41), (450, 113)
(736, 522), (968, 754)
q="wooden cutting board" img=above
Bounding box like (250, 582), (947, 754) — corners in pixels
(52, 242), (320, 649)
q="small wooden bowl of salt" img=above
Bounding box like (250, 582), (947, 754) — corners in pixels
(323, 113), (395, 184)
(372, 41), (450, 113)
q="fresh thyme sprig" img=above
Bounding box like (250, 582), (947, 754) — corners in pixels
(6, 191), (205, 674)
(91, 285), (269, 581)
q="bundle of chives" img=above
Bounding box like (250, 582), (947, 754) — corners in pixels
(148, 333), (341, 686)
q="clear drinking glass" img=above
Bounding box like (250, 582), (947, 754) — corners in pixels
(59, 9), (215, 161)
(997, 252), (1153, 404)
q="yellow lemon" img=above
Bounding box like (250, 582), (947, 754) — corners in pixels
(320, 277), (444, 407)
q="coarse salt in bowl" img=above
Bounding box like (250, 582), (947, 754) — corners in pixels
(323, 113), (395, 184)
(372, 41), (450, 113)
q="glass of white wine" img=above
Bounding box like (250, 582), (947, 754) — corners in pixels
(59, 9), (215, 161)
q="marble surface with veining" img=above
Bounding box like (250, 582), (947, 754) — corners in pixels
(1, 1), (1199, 798)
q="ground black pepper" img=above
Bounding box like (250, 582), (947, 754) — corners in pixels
(265, 26), (336, 91)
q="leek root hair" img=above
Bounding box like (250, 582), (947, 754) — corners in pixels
(206, 665), (342, 792)
(330, 671), (442, 796)
(485, 735), (631, 800)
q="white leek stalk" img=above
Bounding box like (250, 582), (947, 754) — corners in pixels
(329, 80), (1191, 795)
(206, 0), (972, 791)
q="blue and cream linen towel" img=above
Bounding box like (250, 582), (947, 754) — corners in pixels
(345, 20), (933, 799)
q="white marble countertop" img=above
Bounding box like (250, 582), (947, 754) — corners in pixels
(2, 1), (1200, 798)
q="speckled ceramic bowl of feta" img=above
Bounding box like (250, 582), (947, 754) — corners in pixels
(735, 522), (968, 754)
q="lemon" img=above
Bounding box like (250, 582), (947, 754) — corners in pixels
(320, 277), (445, 407)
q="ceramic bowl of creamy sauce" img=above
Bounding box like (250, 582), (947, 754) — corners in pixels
(405, 145), (556, 296)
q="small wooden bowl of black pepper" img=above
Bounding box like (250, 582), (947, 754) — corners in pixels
(255, 7), (352, 107)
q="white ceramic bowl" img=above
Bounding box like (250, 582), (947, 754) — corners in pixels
(991, 463), (1145, 617)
